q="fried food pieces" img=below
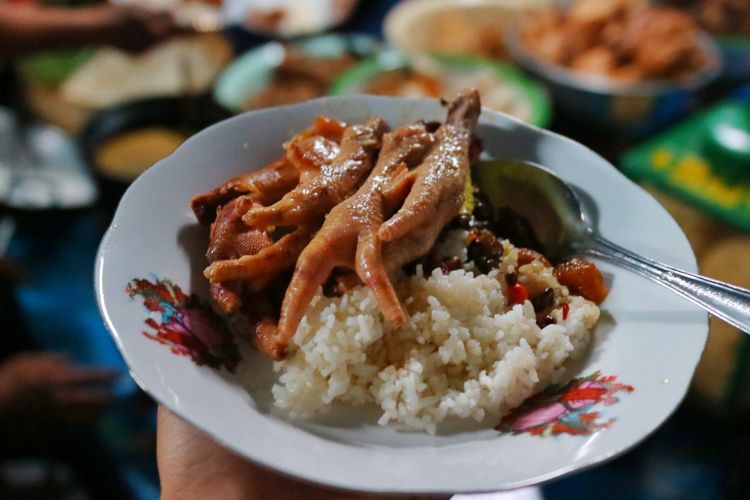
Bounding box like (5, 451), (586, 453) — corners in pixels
(664, 0), (750, 36)
(522, 0), (712, 83)
(193, 91), (481, 361)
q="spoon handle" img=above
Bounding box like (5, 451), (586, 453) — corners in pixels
(582, 232), (750, 333)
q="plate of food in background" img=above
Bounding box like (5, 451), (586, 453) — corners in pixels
(227, 0), (360, 38)
(385, 0), (551, 61)
(111, 0), (360, 37)
(0, 107), (98, 211)
(19, 34), (233, 134)
(111, 0), (225, 32)
(213, 34), (378, 112)
(331, 50), (551, 127)
(661, 0), (750, 82)
(96, 92), (708, 493)
(80, 95), (230, 200)
(506, 0), (722, 134)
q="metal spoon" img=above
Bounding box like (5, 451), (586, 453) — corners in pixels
(474, 159), (750, 333)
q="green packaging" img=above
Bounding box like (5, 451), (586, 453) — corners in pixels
(622, 102), (750, 233)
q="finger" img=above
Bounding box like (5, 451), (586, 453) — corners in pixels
(12, 353), (73, 378)
(20, 352), (69, 364)
(10, 352), (67, 368)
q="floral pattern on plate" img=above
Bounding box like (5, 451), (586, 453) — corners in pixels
(497, 371), (634, 436)
(126, 277), (240, 373)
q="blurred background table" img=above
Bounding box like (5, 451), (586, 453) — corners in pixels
(2, 0), (750, 498)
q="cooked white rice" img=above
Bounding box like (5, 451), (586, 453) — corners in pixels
(272, 234), (600, 433)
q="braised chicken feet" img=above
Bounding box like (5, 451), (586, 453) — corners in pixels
(257, 90), (480, 360)
(257, 123), (435, 359)
(243, 117), (387, 228)
(191, 157), (300, 226)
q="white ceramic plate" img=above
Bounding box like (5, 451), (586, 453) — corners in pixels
(96, 95), (707, 494)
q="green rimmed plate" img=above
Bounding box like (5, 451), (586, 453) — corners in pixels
(331, 50), (551, 128)
(213, 34), (379, 113)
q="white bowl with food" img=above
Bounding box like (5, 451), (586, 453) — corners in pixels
(331, 50), (551, 127)
(95, 93), (707, 493)
(384, 0), (552, 60)
(507, 0), (722, 135)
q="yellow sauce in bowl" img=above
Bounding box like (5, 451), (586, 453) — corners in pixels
(95, 127), (187, 182)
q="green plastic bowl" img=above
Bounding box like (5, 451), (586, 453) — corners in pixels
(213, 34), (380, 113)
(330, 50), (551, 128)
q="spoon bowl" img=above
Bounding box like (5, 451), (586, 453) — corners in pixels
(477, 159), (750, 334)
(473, 159), (585, 261)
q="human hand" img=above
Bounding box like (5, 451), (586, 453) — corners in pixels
(101, 4), (178, 53)
(0, 353), (119, 450)
(157, 405), (444, 500)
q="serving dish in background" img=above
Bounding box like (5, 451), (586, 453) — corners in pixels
(384, 0), (551, 60)
(19, 34), (233, 135)
(660, 0), (750, 82)
(0, 107), (97, 211)
(80, 95), (230, 201)
(96, 95), (707, 494)
(213, 33), (378, 113)
(506, 0), (723, 136)
(331, 49), (551, 127)
(225, 0), (359, 38)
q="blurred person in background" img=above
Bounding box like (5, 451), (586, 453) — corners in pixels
(0, 2), (178, 497)
(0, 0), (177, 55)
(0, 256), (126, 498)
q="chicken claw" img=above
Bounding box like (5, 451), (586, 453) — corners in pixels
(191, 157), (300, 226)
(379, 89), (480, 244)
(258, 123), (436, 360)
(205, 195), (273, 313)
(197, 117), (350, 309)
(191, 116), (346, 225)
(243, 117), (388, 228)
(204, 227), (312, 291)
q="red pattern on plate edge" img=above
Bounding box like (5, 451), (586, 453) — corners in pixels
(125, 277), (240, 373)
(125, 278), (633, 436)
(496, 371), (634, 436)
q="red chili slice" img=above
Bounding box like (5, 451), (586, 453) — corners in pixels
(509, 283), (529, 305)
